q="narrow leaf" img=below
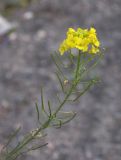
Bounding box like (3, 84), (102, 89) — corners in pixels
(35, 102), (40, 122)
(73, 81), (94, 101)
(40, 87), (48, 117)
(51, 54), (66, 79)
(55, 72), (64, 92)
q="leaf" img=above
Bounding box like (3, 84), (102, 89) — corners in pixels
(40, 87), (48, 117)
(73, 80), (95, 101)
(3, 127), (21, 150)
(48, 100), (52, 117)
(35, 102), (40, 122)
(55, 72), (64, 93)
(50, 111), (76, 128)
(51, 54), (66, 79)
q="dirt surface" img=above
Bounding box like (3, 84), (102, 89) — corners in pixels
(0, 0), (121, 160)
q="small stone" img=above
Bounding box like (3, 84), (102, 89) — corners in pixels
(85, 149), (93, 159)
(48, 142), (55, 150)
(0, 144), (4, 152)
(23, 11), (34, 20)
(35, 30), (47, 41)
(1, 100), (9, 109)
(0, 15), (16, 36)
(53, 152), (59, 159)
(9, 32), (17, 41)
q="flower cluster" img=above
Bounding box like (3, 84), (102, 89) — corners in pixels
(59, 27), (100, 55)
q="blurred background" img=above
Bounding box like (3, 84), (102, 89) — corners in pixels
(0, 0), (121, 160)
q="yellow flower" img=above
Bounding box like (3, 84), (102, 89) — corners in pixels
(89, 45), (99, 54)
(59, 27), (100, 55)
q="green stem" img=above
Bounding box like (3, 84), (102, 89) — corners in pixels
(54, 84), (75, 115)
(75, 51), (81, 80)
(6, 118), (51, 160)
(54, 51), (81, 115)
(5, 51), (83, 160)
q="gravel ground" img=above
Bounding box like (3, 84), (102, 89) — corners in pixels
(0, 0), (121, 160)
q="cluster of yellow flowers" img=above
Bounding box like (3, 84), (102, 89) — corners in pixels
(59, 27), (100, 55)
